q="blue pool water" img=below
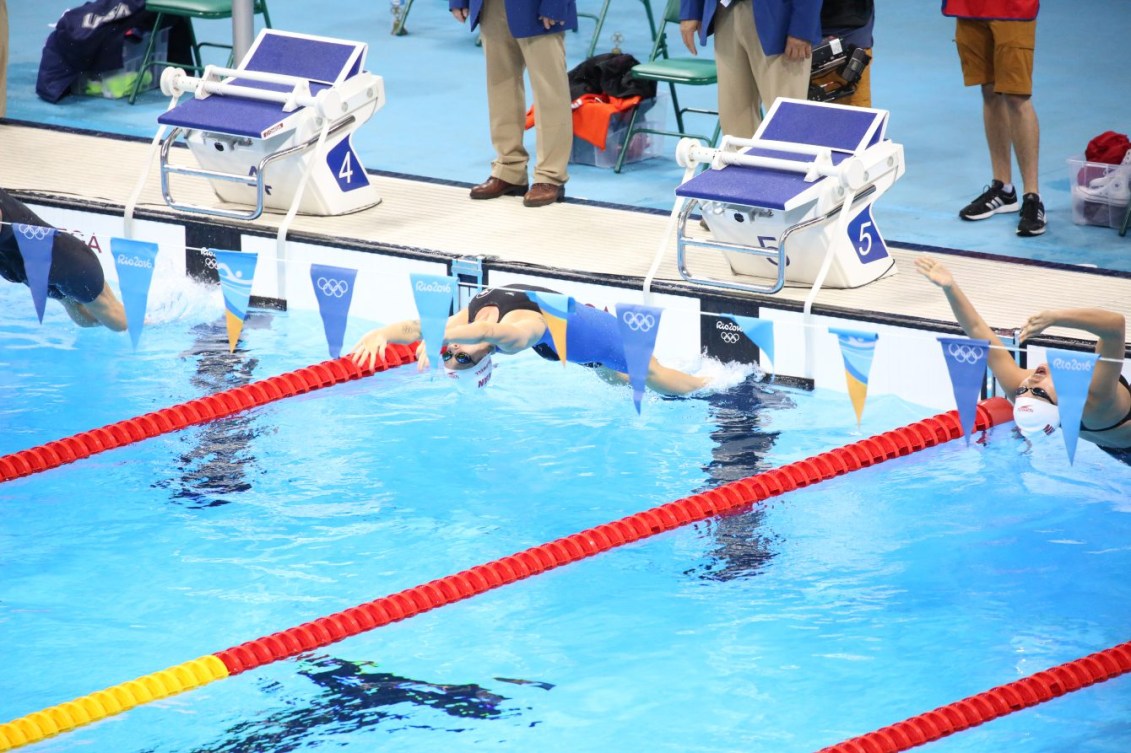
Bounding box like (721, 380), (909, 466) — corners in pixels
(1, 281), (1130, 753)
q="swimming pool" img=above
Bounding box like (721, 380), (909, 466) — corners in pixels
(1, 281), (1130, 753)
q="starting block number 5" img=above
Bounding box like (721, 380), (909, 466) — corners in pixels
(846, 204), (888, 263)
(327, 138), (370, 192)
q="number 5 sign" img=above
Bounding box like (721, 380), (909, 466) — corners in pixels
(845, 204), (889, 263)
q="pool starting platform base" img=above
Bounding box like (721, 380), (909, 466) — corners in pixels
(149, 29), (384, 221)
(673, 98), (905, 296)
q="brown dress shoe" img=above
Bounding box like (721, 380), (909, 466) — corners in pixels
(469, 176), (528, 200)
(522, 183), (565, 208)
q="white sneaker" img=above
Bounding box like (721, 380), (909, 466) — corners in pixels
(1081, 161), (1131, 207)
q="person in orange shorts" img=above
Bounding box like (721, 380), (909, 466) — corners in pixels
(944, 0), (1045, 237)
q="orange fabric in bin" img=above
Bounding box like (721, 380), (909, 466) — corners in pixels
(525, 94), (644, 151)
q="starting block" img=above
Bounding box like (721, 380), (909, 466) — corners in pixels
(672, 98), (905, 295)
(154, 29), (385, 220)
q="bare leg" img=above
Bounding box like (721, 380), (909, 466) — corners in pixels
(64, 285), (127, 331)
(981, 84), (1013, 186)
(594, 357), (708, 396)
(1003, 93), (1040, 195)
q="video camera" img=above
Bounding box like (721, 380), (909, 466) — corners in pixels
(809, 36), (871, 103)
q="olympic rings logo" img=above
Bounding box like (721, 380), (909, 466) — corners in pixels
(202, 250), (218, 270)
(946, 343), (984, 364)
(621, 311), (655, 332)
(16, 224), (52, 241)
(317, 277), (350, 297)
(720, 331), (740, 344)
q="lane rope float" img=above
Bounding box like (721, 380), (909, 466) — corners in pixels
(0, 397), (1018, 750)
(0, 345), (419, 484)
(813, 640), (1131, 753)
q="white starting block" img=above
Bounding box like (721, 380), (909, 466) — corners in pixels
(672, 98), (905, 295)
(153, 29), (385, 220)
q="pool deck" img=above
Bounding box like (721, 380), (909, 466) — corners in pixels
(3, 120), (1130, 407)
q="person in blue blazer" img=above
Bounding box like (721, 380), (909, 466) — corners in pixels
(679, 0), (821, 138)
(451, 0), (578, 207)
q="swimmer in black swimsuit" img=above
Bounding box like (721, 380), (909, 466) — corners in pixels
(348, 284), (708, 395)
(917, 257), (1130, 458)
(0, 187), (126, 330)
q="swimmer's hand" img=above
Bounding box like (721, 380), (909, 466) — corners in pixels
(415, 342), (432, 372)
(348, 329), (390, 371)
(914, 256), (955, 290)
(1018, 310), (1058, 342)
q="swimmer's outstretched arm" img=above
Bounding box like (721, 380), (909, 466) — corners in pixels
(915, 255), (1026, 393)
(443, 315), (546, 355)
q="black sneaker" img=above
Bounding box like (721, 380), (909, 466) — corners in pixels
(959, 180), (1019, 220)
(1017, 193), (1046, 236)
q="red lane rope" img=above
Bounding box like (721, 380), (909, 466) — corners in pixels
(211, 397), (1016, 676)
(0, 345), (419, 483)
(814, 640), (1131, 753)
(0, 395), (1017, 748)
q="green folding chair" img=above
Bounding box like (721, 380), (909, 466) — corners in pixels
(127, 0), (272, 105)
(613, 0), (720, 173)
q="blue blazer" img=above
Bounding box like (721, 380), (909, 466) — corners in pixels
(450, 0), (579, 38)
(680, 0), (822, 55)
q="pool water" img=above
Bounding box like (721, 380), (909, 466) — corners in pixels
(1, 282), (1130, 753)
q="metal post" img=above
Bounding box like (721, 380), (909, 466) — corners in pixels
(232, 0), (254, 64)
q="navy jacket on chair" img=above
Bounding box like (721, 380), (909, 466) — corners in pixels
(450, 0), (579, 38)
(680, 0), (822, 55)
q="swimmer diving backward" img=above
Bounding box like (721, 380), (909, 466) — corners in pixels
(0, 187), (126, 331)
(916, 255), (1131, 459)
(348, 284), (709, 396)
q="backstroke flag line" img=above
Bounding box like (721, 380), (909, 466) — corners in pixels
(310, 263), (357, 359)
(616, 303), (662, 414)
(111, 238), (158, 350)
(13, 224), (55, 323)
(527, 291), (575, 367)
(410, 273), (457, 372)
(732, 315), (775, 373)
(213, 249), (259, 353)
(1046, 348), (1098, 464)
(938, 336), (988, 444)
(830, 327), (878, 426)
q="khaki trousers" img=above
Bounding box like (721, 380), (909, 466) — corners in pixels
(713, 0), (811, 138)
(479, 0), (571, 186)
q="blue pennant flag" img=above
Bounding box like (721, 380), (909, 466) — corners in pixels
(410, 273), (457, 371)
(616, 303), (662, 414)
(13, 224), (56, 323)
(212, 249), (259, 353)
(1046, 348), (1098, 465)
(937, 336), (988, 445)
(732, 315), (775, 372)
(111, 237), (158, 349)
(830, 327), (878, 425)
(310, 263), (357, 359)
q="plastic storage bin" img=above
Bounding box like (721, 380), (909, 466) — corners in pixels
(76, 27), (170, 99)
(1067, 155), (1131, 231)
(570, 97), (666, 169)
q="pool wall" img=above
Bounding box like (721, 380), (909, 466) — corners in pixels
(23, 200), (1131, 415)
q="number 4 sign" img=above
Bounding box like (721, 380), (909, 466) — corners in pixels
(326, 138), (370, 192)
(845, 204), (889, 263)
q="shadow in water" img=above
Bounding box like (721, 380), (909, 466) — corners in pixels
(152, 316), (271, 508)
(161, 655), (551, 752)
(688, 375), (796, 582)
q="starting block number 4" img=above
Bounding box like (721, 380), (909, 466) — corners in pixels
(327, 138), (370, 192)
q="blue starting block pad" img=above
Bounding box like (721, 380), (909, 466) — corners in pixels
(671, 98), (905, 295)
(153, 29), (385, 220)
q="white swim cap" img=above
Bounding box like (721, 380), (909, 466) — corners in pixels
(1012, 396), (1059, 437)
(445, 354), (494, 389)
